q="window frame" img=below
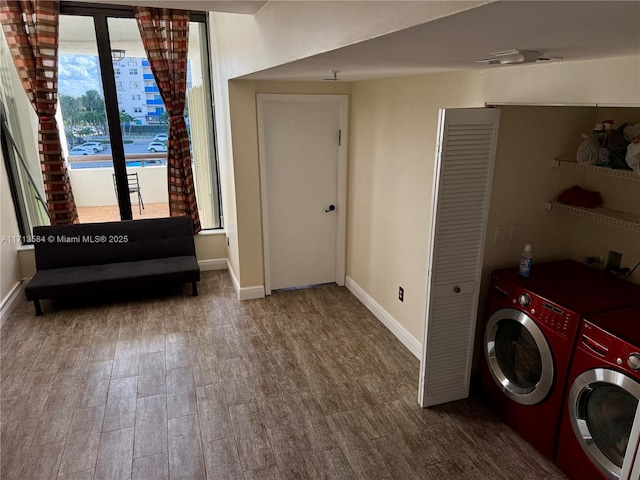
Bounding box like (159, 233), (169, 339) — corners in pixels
(58, 2), (221, 228)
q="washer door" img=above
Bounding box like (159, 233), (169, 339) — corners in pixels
(568, 368), (640, 480)
(484, 308), (554, 405)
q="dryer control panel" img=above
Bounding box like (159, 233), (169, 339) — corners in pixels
(580, 321), (640, 381)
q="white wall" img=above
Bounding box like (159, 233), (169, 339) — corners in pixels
(208, 23), (240, 285)
(69, 165), (169, 206)
(209, 1), (485, 80)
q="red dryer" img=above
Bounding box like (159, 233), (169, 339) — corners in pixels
(482, 260), (640, 461)
(557, 306), (640, 480)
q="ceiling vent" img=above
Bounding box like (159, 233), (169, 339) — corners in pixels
(477, 50), (551, 65)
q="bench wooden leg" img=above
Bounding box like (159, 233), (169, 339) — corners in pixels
(192, 281), (198, 297)
(34, 299), (43, 316)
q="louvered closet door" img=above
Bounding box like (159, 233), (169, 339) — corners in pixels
(419, 108), (501, 408)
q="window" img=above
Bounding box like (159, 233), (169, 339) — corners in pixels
(2, 2), (222, 233)
(0, 39), (47, 236)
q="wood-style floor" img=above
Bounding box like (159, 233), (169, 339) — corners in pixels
(1, 270), (566, 479)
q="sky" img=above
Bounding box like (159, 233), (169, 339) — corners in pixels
(58, 55), (103, 98)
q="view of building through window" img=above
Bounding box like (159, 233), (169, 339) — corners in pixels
(55, 13), (220, 228)
(0, 6), (221, 234)
(58, 53), (194, 166)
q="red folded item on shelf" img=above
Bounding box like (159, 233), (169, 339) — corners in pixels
(558, 185), (603, 209)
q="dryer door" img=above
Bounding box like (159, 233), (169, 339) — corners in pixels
(568, 368), (640, 480)
(484, 308), (554, 405)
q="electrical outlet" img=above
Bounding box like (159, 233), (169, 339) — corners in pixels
(494, 225), (506, 245)
(606, 250), (622, 271)
(398, 286), (404, 302)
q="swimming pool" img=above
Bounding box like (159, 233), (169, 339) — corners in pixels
(70, 160), (167, 169)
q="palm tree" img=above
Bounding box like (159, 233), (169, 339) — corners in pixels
(59, 94), (82, 145)
(80, 90), (107, 134)
(119, 111), (136, 136)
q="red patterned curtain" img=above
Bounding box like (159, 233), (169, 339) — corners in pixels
(134, 7), (200, 233)
(0, 0), (78, 225)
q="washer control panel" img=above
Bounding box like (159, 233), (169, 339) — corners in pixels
(510, 288), (578, 339)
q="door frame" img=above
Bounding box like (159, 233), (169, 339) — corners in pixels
(257, 94), (348, 295)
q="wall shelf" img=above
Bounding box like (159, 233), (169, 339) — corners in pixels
(545, 202), (640, 232)
(553, 159), (640, 181)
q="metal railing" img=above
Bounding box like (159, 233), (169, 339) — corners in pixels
(68, 152), (167, 168)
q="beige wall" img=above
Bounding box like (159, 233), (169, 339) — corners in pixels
(484, 105), (640, 292)
(348, 55), (640, 346)
(225, 80), (352, 289)
(194, 232), (227, 264)
(482, 56), (640, 106)
(571, 107), (640, 285)
(482, 106), (594, 295)
(1, 146), (24, 306)
(348, 73), (484, 341)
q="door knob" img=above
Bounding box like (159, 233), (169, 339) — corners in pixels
(325, 205), (336, 213)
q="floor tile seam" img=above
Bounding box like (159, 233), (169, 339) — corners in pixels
(132, 397), (169, 461)
(421, 422), (511, 478)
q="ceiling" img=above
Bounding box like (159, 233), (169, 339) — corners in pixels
(239, 1), (640, 81)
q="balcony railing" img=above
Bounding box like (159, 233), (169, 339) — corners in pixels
(67, 153), (170, 211)
(67, 152), (167, 169)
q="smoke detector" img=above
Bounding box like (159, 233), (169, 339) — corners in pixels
(323, 70), (340, 81)
(477, 50), (552, 65)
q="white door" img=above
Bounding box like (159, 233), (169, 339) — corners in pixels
(419, 107), (501, 408)
(257, 95), (348, 294)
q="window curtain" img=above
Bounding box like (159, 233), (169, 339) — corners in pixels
(0, 0), (78, 225)
(134, 6), (201, 233)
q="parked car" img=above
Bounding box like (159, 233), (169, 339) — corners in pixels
(147, 141), (168, 153)
(68, 146), (95, 156)
(153, 134), (168, 142)
(79, 141), (106, 152)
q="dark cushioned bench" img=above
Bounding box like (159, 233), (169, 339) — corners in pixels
(25, 216), (200, 315)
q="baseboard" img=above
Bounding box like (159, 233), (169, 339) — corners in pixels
(1, 281), (25, 329)
(226, 259), (265, 300)
(198, 258), (228, 271)
(345, 276), (421, 359)
(238, 285), (266, 300)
